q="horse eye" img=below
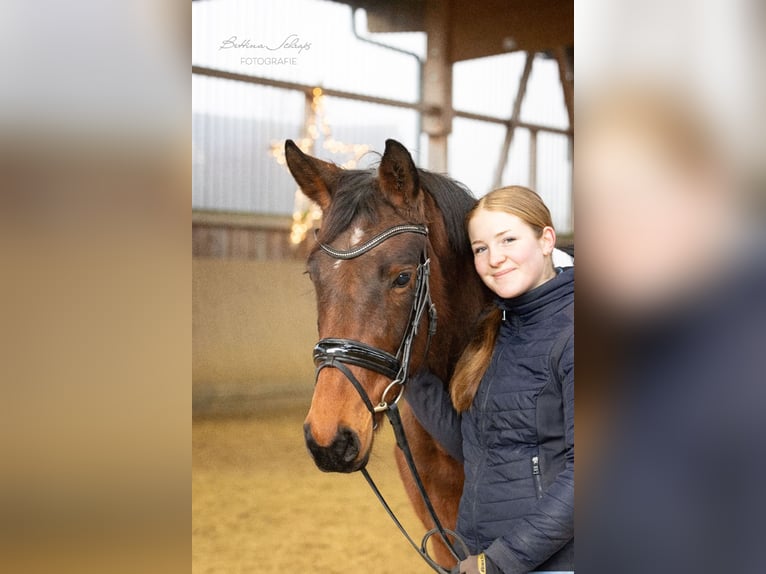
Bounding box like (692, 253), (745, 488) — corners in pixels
(393, 272), (411, 288)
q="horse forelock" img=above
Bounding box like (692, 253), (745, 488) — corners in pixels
(318, 169), (382, 245)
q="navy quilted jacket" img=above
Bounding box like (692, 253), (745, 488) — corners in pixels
(406, 268), (574, 573)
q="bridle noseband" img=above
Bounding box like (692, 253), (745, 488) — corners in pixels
(310, 223), (468, 573)
(312, 224), (437, 421)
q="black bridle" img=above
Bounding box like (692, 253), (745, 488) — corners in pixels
(312, 224), (468, 573)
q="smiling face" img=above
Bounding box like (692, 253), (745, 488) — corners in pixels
(468, 209), (556, 299)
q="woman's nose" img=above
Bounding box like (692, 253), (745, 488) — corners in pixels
(488, 247), (505, 267)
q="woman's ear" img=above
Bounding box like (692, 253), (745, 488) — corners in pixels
(540, 226), (557, 256)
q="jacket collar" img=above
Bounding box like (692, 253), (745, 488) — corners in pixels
(496, 267), (574, 322)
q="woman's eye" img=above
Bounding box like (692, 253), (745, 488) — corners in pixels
(474, 246), (486, 255)
(502, 236), (515, 244)
(393, 272), (411, 287)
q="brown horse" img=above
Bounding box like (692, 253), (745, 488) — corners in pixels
(285, 139), (488, 567)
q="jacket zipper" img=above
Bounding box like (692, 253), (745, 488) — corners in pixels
(532, 455), (544, 499)
(470, 353), (498, 546)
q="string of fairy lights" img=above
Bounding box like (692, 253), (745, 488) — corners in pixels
(270, 87), (371, 245)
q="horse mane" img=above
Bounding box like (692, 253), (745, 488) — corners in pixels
(417, 169), (476, 257)
(318, 167), (477, 256)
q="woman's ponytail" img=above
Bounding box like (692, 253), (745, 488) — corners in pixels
(450, 305), (503, 412)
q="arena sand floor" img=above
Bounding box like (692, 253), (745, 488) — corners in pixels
(193, 406), (437, 573)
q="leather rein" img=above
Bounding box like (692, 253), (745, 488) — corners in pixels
(312, 224), (468, 573)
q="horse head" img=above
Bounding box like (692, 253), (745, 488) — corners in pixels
(285, 139), (483, 473)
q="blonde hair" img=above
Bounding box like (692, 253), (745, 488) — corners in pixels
(450, 186), (555, 412)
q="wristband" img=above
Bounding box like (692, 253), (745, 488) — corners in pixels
(478, 553), (486, 574)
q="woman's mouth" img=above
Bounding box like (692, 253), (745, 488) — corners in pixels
(493, 268), (515, 279)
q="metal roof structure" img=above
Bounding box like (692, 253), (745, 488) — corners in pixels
(333, 0), (573, 60)
(329, 0), (573, 171)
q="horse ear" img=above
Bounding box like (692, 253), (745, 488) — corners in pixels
(284, 140), (340, 211)
(378, 139), (420, 208)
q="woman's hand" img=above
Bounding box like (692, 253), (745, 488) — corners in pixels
(450, 553), (501, 574)
(450, 556), (476, 574)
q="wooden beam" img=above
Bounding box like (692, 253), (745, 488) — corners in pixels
(192, 65), (438, 115)
(192, 210), (292, 230)
(193, 65), (570, 138)
(422, 0), (452, 172)
(452, 110), (572, 136)
(491, 52), (535, 190)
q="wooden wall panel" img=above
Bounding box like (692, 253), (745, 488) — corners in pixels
(192, 211), (314, 261)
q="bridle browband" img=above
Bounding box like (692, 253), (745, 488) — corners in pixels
(311, 223), (467, 573)
(315, 223), (428, 260)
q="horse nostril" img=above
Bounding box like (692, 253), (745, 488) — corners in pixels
(335, 427), (360, 463)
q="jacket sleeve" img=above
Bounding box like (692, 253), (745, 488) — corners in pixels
(404, 370), (464, 463)
(485, 335), (574, 573)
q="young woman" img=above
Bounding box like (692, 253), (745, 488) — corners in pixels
(407, 186), (574, 574)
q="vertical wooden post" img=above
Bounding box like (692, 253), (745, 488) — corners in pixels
(528, 128), (538, 190)
(304, 90), (317, 154)
(554, 46), (574, 130)
(422, 0), (451, 173)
